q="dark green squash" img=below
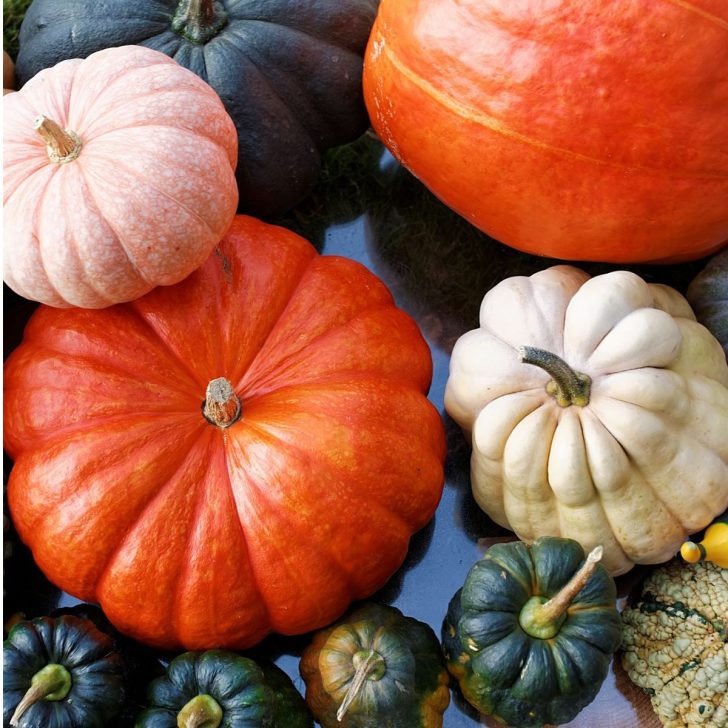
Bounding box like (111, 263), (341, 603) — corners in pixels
(443, 537), (621, 728)
(3, 614), (126, 728)
(16, 0), (378, 217)
(687, 248), (728, 359)
(300, 602), (450, 727)
(135, 649), (312, 728)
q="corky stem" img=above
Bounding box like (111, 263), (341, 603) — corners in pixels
(519, 346), (591, 407)
(537, 546), (603, 622)
(172, 0), (227, 43)
(203, 378), (241, 428)
(10, 663), (72, 727)
(34, 115), (82, 163)
(177, 694), (223, 728)
(519, 546), (604, 639)
(337, 650), (386, 722)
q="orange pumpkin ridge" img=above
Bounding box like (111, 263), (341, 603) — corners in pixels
(4, 215), (446, 650)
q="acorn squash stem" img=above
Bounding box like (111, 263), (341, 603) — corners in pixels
(177, 694), (223, 728)
(172, 0), (228, 43)
(34, 115), (82, 164)
(536, 546), (604, 624)
(10, 663), (72, 727)
(337, 650), (386, 721)
(203, 377), (241, 428)
(518, 345), (591, 407)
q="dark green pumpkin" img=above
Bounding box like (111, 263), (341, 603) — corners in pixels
(300, 602), (450, 727)
(687, 247), (728, 359)
(135, 649), (312, 728)
(443, 537), (621, 728)
(16, 0), (378, 216)
(3, 614), (126, 728)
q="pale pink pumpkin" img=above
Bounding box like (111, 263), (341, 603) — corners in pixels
(3, 45), (238, 308)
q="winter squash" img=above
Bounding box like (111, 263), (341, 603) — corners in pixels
(16, 0), (378, 217)
(444, 266), (728, 575)
(620, 559), (728, 727)
(3, 45), (238, 309)
(136, 650), (312, 727)
(4, 215), (446, 650)
(300, 602), (449, 727)
(443, 537), (620, 727)
(687, 248), (728, 359)
(3, 50), (14, 94)
(363, 0), (728, 263)
(3, 614), (126, 727)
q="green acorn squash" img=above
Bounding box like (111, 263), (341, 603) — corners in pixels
(443, 537), (621, 727)
(3, 614), (126, 728)
(300, 602), (449, 727)
(16, 0), (378, 216)
(135, 649), (312, 727)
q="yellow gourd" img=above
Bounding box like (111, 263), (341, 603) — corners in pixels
(681, 514), (728, 568)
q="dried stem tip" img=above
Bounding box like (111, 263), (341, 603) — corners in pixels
(34, 115), (82, 163)
(203, 377), (241, 428)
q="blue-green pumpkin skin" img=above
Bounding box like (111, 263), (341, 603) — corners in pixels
(3, 614), (126, 728)
(16, 0), (378, 217)
(135, 649), (312, 727)
(443, 537), (621, 728)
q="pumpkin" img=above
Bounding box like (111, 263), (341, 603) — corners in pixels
(363, 0), (728, 264)
(620, 559), (728, 727)
(3, 614), (126, 728)
(3, 45), (238, 309)
(136, 650), (312, 727)
(299, 602), (449, 727)
(444, 265), (728, 575)
(443, 537), (621, 728)
(16, 0), (378, 217)
(681, 512), (728, 569)
(4, 50), (15, 94)
(687, 248), (728, 359)
(3, 215), (446, 650)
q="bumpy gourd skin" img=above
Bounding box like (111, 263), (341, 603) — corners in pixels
(443, 537), (621, 728)
(621, 560), (728, 727)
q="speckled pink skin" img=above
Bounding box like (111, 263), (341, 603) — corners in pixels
(3, 45), (239, 308)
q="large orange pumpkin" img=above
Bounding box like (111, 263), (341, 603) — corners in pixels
(3, 45), (238, 308)
(3, 216), (446, 650)
(363, 0), (728, 264)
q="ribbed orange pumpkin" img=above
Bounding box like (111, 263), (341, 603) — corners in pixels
(363, 0), (728, 263)
(4, 215), (446, 650)
(3, 45), (238, 308)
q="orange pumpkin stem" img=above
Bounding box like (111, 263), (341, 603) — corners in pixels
(203, 377), (241, 428)
(34, 115), (82, 164)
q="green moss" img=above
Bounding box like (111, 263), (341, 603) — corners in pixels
(3, 0), (32, 60)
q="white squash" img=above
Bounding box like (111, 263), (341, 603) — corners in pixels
(445, 266), (728, 575)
